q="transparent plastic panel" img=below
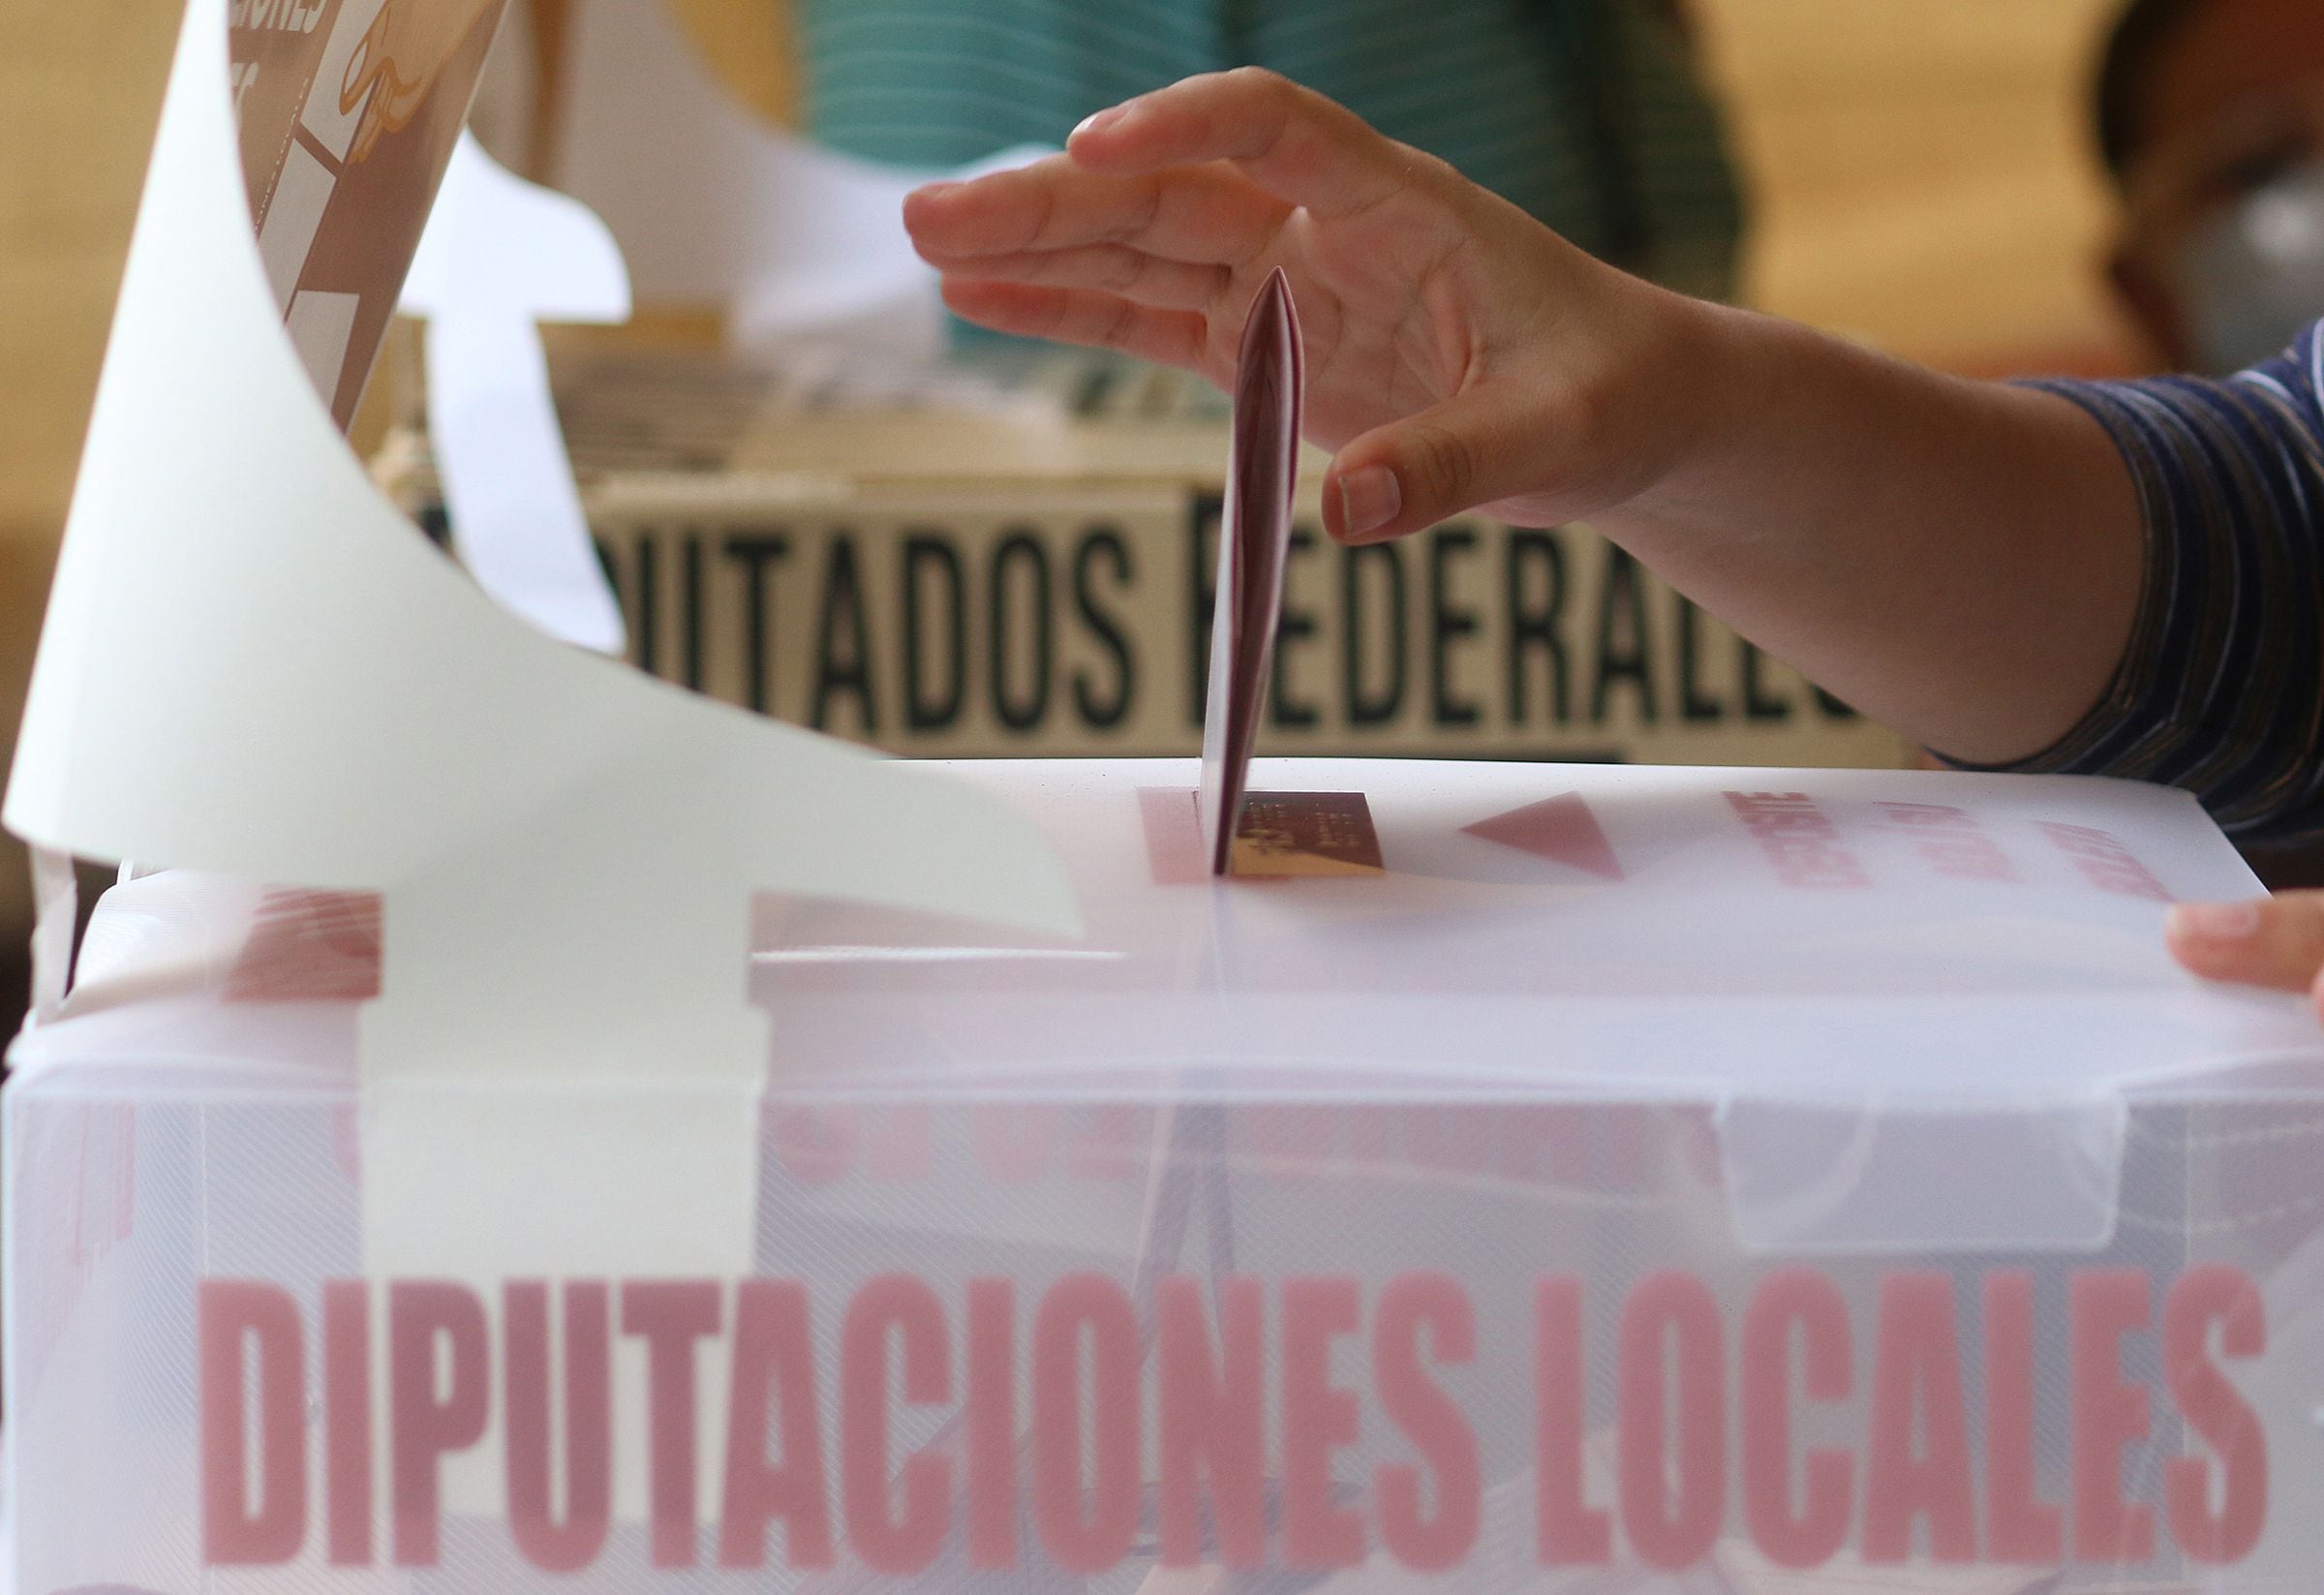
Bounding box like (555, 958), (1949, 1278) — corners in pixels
(11, 1075), (2324, 1591)
(14, 758), (2324, 1589)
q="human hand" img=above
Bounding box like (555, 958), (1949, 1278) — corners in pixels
(2167, 894), (2324, 1019)
(340, 0), (502, 162)
(902, 69), (1701, 544)
(906, 68), (2149, 770)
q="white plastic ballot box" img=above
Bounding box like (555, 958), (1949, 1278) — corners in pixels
(11, 756), (2324, 1594)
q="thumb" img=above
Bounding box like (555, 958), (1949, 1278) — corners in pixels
(1323, 386), (1542, 544)
(2165, 892), (2324, 992)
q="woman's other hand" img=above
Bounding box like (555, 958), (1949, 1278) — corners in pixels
(2168, 892), (2324, 1018)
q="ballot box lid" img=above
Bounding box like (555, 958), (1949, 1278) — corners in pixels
(13, 757), (2324, 1255)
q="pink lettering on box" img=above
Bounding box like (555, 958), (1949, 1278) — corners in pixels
(1874, 802), (2023, 883)
(625, 1281), (722, 1568)
(1374, 1273), (1483, 1570)
(719, 1280), (833, 1570)
(199, 1280), (306, 1565)
(1740, 1269), (1852, 1567)
(2039, 822), (2172, 902)
(190, 1264), (2274, 1577)
(1157, 1275), (1269, 1567)
(1983, 1272), (2065, 1562)
(842, 1274), (951, 1572)
(1618, 1273), (1727, 1569)
(1724, 792), (1871, 889)
(1282, 1275), (1366, 1569)
(1535, 1277), (1610, 1565)
(1031, 1274), (1141, 1571)
(2165, 1265), (2269, 1563)
(389, 1282), (491, 1566)
(1862, 1273), (1976, 1562)
(505, 1282), (613, 1572)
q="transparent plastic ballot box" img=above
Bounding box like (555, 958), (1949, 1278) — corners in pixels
(11, 757), (2324, 1594)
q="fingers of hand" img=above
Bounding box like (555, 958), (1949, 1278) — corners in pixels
(905, 159), (1285, 267)
(923, 244), (1234, 315)
(937, 280), (1211, 371)
(1066, 67), (1410, 221)
(2166, 894), (2324, 992)
(1325, 388), (1537, 544)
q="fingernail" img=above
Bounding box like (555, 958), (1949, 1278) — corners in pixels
(1073, 105), (1129, 140)
(912, 180), (962, 201)
(1336, 466), (1402, 540)
(2169, 901), (2263, 942)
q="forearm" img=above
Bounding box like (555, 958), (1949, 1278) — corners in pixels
(1596, 299), (2146, 765)
(911, 70), (2324, 843)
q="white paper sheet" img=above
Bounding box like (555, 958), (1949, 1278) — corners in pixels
(551, 0), (1028, 358)
(6, 0), (1080, 1089)
(403, 129), (629, 654)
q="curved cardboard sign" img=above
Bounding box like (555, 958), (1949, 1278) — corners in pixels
(6, 0), (1081, 1085)
(230, 0), (505, 427)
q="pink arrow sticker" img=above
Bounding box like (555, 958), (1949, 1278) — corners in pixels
(1463, 791), (1625, 880)
(1197, 268), (1305, 875)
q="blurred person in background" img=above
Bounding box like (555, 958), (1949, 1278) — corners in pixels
(2099, 0), (2324, 373)
(2095, 0), (2324, 899)
(802, 0), (1744, 301)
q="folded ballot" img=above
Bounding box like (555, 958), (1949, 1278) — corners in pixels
(14, 755), (2324, 1594)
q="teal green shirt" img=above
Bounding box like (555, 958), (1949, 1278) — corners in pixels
(802, 0), (1745, 301)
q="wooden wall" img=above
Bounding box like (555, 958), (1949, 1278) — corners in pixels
(0, 0), (182, 958)
(1699, 0), (2135, 375)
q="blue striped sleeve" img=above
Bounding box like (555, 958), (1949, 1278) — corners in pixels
(1953, 322), (2324, 844)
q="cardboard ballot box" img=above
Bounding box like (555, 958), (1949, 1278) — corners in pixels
(379, 350), (1913, 769)
(14, 758), (2324, 1593)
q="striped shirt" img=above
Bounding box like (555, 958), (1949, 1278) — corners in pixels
(1969, 322), (2324, 844)
(798, 0), (1745, 300)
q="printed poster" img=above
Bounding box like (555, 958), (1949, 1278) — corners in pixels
(229, 0), (509, 428)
